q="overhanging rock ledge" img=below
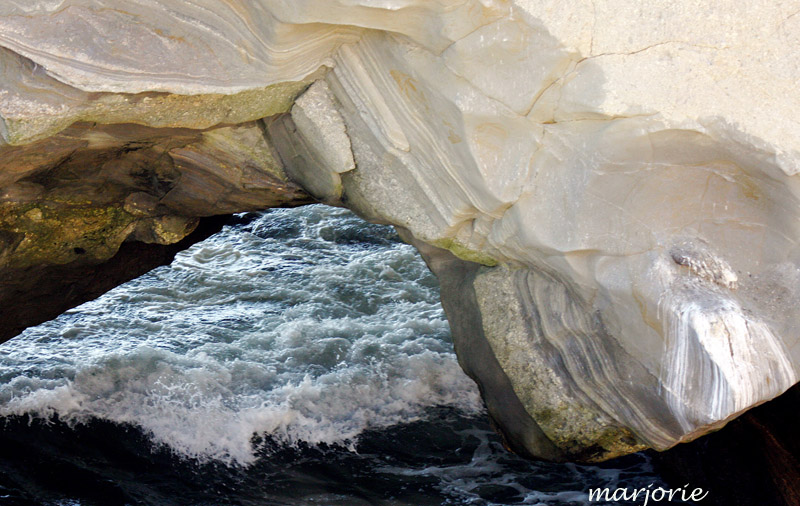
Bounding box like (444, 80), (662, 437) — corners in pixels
(0, 0), (799, 465)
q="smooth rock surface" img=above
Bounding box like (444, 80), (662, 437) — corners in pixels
(1, 0), (799, 462)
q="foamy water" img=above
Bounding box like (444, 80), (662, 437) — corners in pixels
(0, 205), (680, 505)
(0, 206), (481, 465)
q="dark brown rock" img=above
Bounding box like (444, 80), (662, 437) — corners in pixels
(0, 120), (312, 270)
(0, 214), (228, 344)
(0, 118), (314, 343)
(653, 383), (800, 506)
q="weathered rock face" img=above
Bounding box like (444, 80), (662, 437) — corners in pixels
(0, 215), (231, 344)
(0, 43), (314, 337)
(652, 382), (800, 506)
(1, 0), (799, 465)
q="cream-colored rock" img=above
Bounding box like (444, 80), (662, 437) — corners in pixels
(266, 81), (355, 204)
(1, 0), (799, 461)
(0, 46), (319, 145)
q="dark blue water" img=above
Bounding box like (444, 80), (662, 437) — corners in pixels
(0, 205), (681, 505)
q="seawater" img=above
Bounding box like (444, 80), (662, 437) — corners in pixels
(0, 205), (683, 505)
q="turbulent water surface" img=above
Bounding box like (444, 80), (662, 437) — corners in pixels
(0, 206), (683, 505)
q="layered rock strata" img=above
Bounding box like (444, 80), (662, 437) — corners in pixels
(0, 0), (799, 465)
(0, 44), (314, 336)
(652, 382), (800, 506)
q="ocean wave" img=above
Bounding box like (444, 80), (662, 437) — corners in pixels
(0, 206), (482, 465)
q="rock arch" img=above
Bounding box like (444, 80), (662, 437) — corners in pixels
(0, 5), (799, 499)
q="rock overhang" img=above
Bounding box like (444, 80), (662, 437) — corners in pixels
(0, 0), (798, 463)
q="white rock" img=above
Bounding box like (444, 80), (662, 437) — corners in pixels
(1, 0), (799, 460)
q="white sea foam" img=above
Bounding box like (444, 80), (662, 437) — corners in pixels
(0, 206), (482, 465)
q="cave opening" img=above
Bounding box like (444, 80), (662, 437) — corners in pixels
(0, 204), (670, 505)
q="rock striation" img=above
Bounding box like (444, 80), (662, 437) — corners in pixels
(1, 0), (799, 468)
